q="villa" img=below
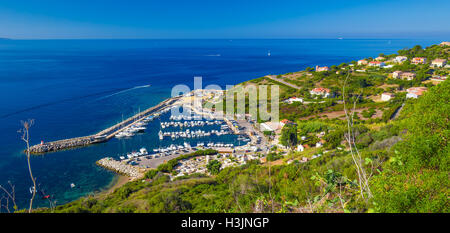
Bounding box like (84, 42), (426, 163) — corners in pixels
(368, 61), (385, 67)
(394, 56), (408, 63)
(431, 75), (447, 82)
(357, 59), (368, 65)
(431, 58), (447, 68)
(401, 72), (416, 80)
(284, 97), (303, 104)
(411, 57), (426, 65)
(381, 93), (395, 101)
(406, 87), (427, 99)
(440, 41), (450, 46)
(310, 87), (332, 98)
(375, 56), (385, 61)
(315, 65), (329, 72)
(392, 71), (416, 80)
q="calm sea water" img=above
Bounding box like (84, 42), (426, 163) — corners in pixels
(0, 39), (440, 209)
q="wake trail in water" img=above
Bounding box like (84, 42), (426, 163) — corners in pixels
(94, 84), (151, 101)
(1, 85), (151, 119)
(0, 88), (124, 119)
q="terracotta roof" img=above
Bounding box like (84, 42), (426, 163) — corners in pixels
(311, 87), (330, 93)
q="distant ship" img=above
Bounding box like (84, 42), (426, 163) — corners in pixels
(267, 50), (271, 56)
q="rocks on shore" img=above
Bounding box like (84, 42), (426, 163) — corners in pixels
(97, 157), (144, 179)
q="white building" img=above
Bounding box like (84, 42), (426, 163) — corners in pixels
(310, 87), (332, 98)
(394, 56), (408, 63)
(284, 97), (303, 104)
(431, 59), (447, 68)
(260, 122), (281, 132)
(381, 93), (395, 101)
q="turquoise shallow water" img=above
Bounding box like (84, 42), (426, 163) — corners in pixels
(0, 39), (441, 209)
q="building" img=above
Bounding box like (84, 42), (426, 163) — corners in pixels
(368, 61), (385, 67)
(401, 72), (416, 80)
(392, 71), (402, 78)
(315, 65), (329, 72)
(392, 71), (416, 80)
(381, 93), (395, 101)
(411, 57), (426, 65)
(357, 59), (368, 65)
(284, 97), (303, 104)
(394, 56), (408, 63)
(280, 119), (295, 127)
(375, 56), (385, 61)
(440, 41), (450, 46)
(310, 87), (332, 98)
(260, 122), (281, 132)
(406, 87), (427, 99)
(296, 144), (304, 152)
(430, 75), (447, 82)
(431, 59), (447, 68)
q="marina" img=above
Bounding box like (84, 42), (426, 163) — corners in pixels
(28, 96), (181, 154)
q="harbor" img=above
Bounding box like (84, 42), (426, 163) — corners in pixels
(27, 88), (269, 181)
(28, 96), (181, 154)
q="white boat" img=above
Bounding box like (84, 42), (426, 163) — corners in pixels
(70, 183), (75, 188)
(140, 147), (148, 155)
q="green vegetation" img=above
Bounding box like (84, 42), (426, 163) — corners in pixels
(207, 160), (222, 175)
(36, 43), (449, 213)
(280, 124), (298, 148)
(155, 149), (218, 173)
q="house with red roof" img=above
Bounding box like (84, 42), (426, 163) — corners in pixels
(310, 87), (332, 98)
(406, 87), (427, 99)
(368, 61), (385, 67)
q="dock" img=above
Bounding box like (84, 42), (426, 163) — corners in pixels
(28, 96), (181, 154)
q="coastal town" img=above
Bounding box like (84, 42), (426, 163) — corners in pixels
(92, 41), (449, 183)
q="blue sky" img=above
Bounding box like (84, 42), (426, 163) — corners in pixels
(0, 0), (449, 39)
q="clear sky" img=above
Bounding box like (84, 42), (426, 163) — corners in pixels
(0, 0), (449, 39)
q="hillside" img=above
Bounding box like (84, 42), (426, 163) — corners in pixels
(38, 43), (449, 213)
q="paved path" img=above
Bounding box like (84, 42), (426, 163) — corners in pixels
(266, 75), (301, 90)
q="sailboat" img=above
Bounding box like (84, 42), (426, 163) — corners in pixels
(267, 50), (271, 56)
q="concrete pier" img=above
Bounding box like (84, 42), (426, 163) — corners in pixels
(28, 96), (181, 154)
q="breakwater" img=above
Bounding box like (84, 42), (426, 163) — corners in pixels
(96, 157), (144, 179)
(28, 96), (181, 154)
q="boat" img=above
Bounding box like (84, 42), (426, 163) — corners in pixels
(140, 147), (148, 155)
(70, 183), (75, 188)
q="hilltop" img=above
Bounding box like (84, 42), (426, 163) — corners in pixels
(38, 42), (449, 213)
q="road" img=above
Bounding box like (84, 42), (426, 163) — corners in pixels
(266, 75), (301, 90)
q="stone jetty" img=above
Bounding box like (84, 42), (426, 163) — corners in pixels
(28, 96), (181, 154)
(96, 157), (144, 179)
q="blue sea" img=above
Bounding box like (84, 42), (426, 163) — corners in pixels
(0, 39), (441, 209)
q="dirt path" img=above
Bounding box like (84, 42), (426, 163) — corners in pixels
(266, 75), (301, 90)
(299, 107), (382, 120)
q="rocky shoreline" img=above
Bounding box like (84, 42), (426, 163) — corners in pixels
(96, 157), (145, 180)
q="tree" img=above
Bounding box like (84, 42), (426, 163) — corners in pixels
(18, 119), (37, 213)
(280, 124), (298, 148)
(207, 160), (222, 175)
